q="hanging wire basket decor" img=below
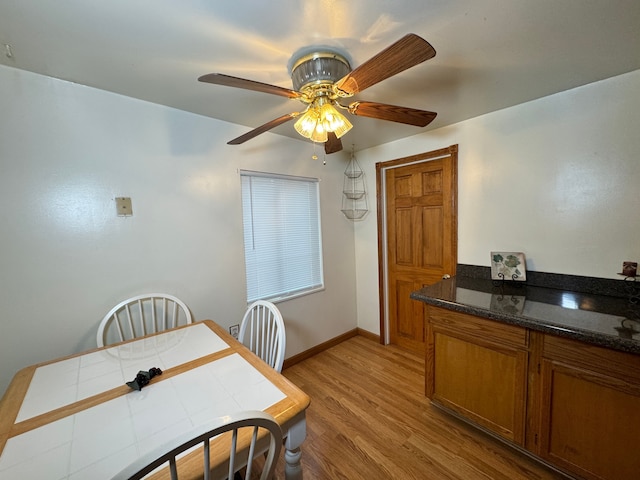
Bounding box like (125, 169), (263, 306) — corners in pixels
(341, 208), (368, 220)
(343, 190), (365, 200)
(341, 147), (368, 220)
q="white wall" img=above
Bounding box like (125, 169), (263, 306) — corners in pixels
(3, 64), (638, 395)
(355, 69), (640, 335)
(0, 65), (357, 395)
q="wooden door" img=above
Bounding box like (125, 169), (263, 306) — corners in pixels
(377, 145), (458, 353)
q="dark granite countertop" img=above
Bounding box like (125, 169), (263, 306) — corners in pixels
(411, 274), (640, 355)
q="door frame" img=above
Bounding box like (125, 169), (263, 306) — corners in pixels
(376, 145), (458, 345)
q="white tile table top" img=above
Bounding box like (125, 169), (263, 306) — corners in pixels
(0, 353), (287, 480)
(15, 323), (230, 422)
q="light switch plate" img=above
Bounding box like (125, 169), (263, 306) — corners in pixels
(116, 197), (133, 216)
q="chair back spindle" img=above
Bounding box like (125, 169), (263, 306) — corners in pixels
(111, 411), (282, 480)
(97, 293), (192, 347)
(239, 301), (286, 372)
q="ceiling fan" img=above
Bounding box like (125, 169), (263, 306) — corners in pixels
(198, 33), (437, 154)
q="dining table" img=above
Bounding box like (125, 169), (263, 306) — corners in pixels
(0, 320), (310, 479)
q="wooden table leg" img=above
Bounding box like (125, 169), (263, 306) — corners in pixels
(283, 411), (306, 480)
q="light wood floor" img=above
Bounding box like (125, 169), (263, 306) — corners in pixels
(273, 335), (567, 480)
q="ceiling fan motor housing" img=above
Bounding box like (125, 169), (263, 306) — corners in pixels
(290, 51), (351, 92)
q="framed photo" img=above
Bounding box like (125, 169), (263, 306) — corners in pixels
(491, 252), (526, 281)
(622, 261), (637, 277)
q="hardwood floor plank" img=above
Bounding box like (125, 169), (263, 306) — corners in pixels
(273, 335), (566, 480)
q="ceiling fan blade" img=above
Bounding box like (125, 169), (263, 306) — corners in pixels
(348, 101), (437, 127)
(335, 34), (436, 95)
(324, 132), (343, 154)
(228, 113), (298, 145)
(198, 73), (300, 99)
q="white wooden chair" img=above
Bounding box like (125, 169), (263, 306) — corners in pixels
(96, 293), (193, 347)
(110, 410), (282, 480)
(239, 300), (286, 372)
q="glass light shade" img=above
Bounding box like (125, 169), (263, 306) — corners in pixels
(294, 108), (328, 143)
(294, 109), (319, 138)
(320, 102), (352, 138)
(310, 119), (328, 143)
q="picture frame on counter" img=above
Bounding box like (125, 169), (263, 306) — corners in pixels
(491, 251), (527, 281)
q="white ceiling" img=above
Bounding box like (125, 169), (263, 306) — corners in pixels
(1, 0), (639, 152)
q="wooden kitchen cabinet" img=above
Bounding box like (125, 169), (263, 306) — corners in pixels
(426, 306), (529, 444)
(536, 335), (640, 480)
(425, 305), (640, 480)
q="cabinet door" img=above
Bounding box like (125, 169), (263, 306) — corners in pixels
(539, 358), (640, 480)
(430, 329), (528, 444)
(538, 336), (640, 480)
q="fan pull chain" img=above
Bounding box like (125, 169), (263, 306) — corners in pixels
(311, 141), (326, 164)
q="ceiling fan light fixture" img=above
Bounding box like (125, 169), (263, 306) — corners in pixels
(294, 108), (318, 138)
(310, 123), (328, 143)
(294, 98), (352, 142)
(294, 107), (328, 142)
(320, 102), (352, 138)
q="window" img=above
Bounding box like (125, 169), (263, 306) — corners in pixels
(240, 170), (324, 303)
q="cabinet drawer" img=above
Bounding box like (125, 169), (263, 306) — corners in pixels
(543, 334), (640, 384)
(428, 306), (528, 349)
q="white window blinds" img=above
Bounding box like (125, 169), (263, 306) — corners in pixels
(241, 171), (324, 303)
